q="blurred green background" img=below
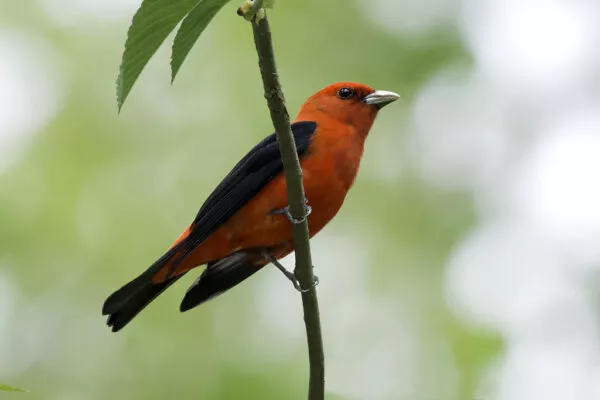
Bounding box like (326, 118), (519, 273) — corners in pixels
(0, 0), (527, 399)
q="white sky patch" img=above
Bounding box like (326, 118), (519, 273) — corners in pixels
(0, 269), (126, 389)
(439, 1), (600, 398)
(447, 219), (600, 400)
(489, 341), (600, 400)
(512, 107), (600, 267)
(38, 0), (140, 27)
(445, 220), (563, 333)
(461, 0), (600, 104)
(0, 272), (21, 376)
(412, 66), (511, 191)
(365, 0), (457, 36)
(0, 31), (63, 176)
(0, 271), (62, 378)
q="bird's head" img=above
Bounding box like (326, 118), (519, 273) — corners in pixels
(296, 82), (400, 136)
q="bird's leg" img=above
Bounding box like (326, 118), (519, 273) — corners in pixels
(267, 254), (301, 291)
(261, 250), (319, 293)
(270, 198), (312, 224)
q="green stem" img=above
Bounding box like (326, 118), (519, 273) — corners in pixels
(250, 14), (325, 400)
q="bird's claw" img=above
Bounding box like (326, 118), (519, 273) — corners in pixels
(270, 200), (312, 224)
(297, 274), (319, 293)
(262, 250), (319, 293)
(287, 270), (319, 293)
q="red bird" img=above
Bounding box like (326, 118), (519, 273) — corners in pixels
(102, 82), (399, 331)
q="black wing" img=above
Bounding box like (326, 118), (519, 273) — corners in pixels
(180, 120), (317, 254)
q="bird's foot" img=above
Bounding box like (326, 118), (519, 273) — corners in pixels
(262, 251), (319, 293)
(270, 199), (312, 224)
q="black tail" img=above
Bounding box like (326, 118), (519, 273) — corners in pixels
(102, 246), (185, 332)
(102, 247), (181, 317)
(180, 252), (264, 312)
(102, 250), (264, 331)
(104, 276), (183, 332)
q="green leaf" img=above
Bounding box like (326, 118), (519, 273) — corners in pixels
(171, 0), (231, 82)
(0, 383), (27, 393)
(116, 0), (202, 110)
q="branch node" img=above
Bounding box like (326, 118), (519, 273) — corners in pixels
(297, 274), (319, 293)
(237, 0), (274, 24)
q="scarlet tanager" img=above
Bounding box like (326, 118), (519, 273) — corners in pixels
(102, 82), (400, 332)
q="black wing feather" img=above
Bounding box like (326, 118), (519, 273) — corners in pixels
(106, 275), (183, 332)
(180, 252), (265, 312)
(180, 120), (317, 254)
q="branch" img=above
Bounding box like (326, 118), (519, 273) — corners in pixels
(250, 14), (325, 400)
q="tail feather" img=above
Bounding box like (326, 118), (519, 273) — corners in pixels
(102, 244), (188, 332)
(180, 252), (264, 312)
(105, 276), (183, 332)
(102, 247), (182, 316)
(102, 245), (265, 331)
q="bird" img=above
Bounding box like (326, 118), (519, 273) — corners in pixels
(102, 82), (400, 332)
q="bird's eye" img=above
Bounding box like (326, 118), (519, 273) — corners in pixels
(337, 87), (354, 99)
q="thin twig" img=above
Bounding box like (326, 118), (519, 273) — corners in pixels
(250, 14), (325, 400)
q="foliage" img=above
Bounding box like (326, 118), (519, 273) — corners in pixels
(0, 383), (27, 393)
(116, 0), (232, 110)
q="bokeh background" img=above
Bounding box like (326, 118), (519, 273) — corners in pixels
(2, 0), (600, 399)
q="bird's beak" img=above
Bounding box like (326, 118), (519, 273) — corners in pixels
(363, 90), (400, 109)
